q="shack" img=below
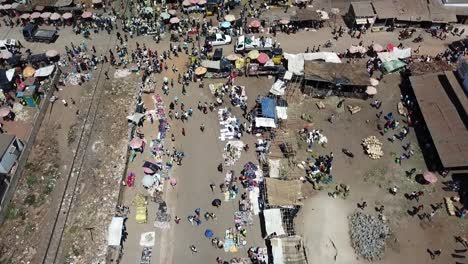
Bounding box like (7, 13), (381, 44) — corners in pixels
(270, 236), (307, 264)
(409, 71), (468, 174)
(290, 8), (323, 29)
(371, 0), (397, 31)
(346, 1), (376, 28)
(264, 178), (303, 207)
(301, 61), (370, 98)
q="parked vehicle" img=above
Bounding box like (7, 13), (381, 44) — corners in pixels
(235, 35), (273, 54)
(22, 24), (58, 43)
(448, 38), (468, 51)
(205, 33), (231, 46)
(0, 39), (17, 52)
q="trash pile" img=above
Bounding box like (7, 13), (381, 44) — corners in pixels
(362, 136), (383, 159)
(63, 72), (93, 85)
(114, 69), (132, 78)
(304, 129), (328, 149)
(349, 212), (389, 261)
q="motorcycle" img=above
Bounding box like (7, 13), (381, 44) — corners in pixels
(324, 40), (333, 48)
(342, 148), (354, 158)
(337, 99), (345, 108)
(413, 35), (424, 43)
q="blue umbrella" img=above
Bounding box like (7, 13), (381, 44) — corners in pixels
(205, 229), (213, 238)
(220, 21), (231, 28)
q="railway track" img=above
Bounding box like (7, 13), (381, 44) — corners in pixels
(38, 15), (128, 264)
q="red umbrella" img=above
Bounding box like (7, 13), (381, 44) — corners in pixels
(249, 20), (261, 28)
(0, 107), (11, 117)
(386, 43), (395, 52)
(129, 137), (144, 149)
(81, 11), (92, 19)
(423, 171), (438, 184)
(257, 53), (269, 64)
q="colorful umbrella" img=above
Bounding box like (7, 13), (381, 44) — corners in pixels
(365, 86), (377, 95)
(0, 107), (11, 117)
(369, 78), (379, 86)
(23, 66), (35, 77)
(129, 137), (144, 149)
(224, 14), (235, 22)
(220, 21), (231, 28)
(248, 50), (259, 59)
(257, 53), (269, 64)
(81, 11), (92, 19)
(160, 12), (170, 19)
(372, 43), (384, 52)
(189, 0), (199, 4)
(46, 50), (59, 57)
(169, 17), (180, 24)
(1, 51), (12, 59)
(423, 171), (437, 183)
(142, 175), (156, 188)
(20, 13), (30, 19)
(30, 12), (41, 19)
(62, 12), (73, 19)
(205, 229), (213, 238)
(50, 13), (61, 20)
(143, 167), (154, 174)
(195, 67), (207, 75)
(40, 12), (51, 19)
(249, 19), (260, 28)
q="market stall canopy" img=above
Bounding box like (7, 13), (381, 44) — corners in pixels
(271, 236), (306, 264)
(45, 49), (59, 57)
(263, 209), (286, 236)
(381, 60), (406, 74)
(261, 97), (277, 119)
(169, 17), (180, 24)
(30, 12), (41, 19)
(35, 5), (44, 11)
(220, 21), (231, 28)
(0, 107), (11, 117)
(129, 137), (144, 149)
(195, 66), (207, 75)
(1, 51), (12, 59)
(292, 8), (322, 21)
(107, 217), (124, 246)
(142, 175), (156, 188)
(255, 117), (276, 128)
(349, 45), (367, 54)
(204, 229), (214, 238)
(23, 66), (36, 78)
(265, 178), (303, 206)
(372, 43), (384, 52)
(40, 12), (51, 18)
(20, 13), (31, 19)
(92, 0), (102, 3)
(168, 9), (177, 15)
(81, 11), (92, 18)
(226, 53), (240, 61)
(189, 0), (199, 4)
(284, 52), (341, 75)
(276, 106), (288, 120)
(369, 78), (379, 86)
(160, 12), (170, 19)
(201, 60), (222, 70)
(50, 12), (61, 20)
(198, 0), (206, 4)
(279, 19), (289, 24)
(224, 14), (235, 22)
(34, 65), (55, 77)
(62, 12), (72, 19)
(248, 50), (260, 59)
(377, 48), (411, 63)
(127, 113), (145, 123)
(257, 53), (269, 64)
(6, 68), (15, 81)
(423, 171), (438, 183)
(365, 86), (377, 95)
(270, 80), (285, 96)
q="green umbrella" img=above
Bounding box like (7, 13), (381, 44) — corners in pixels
(160, 12), (170, 20)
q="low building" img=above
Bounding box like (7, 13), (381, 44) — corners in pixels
(409, 71), (468, 174)
(346, 1), (376, 28)
(371, 0), (397, 31)
(301, 61), (370, 98)
(0, 134), (24, 204)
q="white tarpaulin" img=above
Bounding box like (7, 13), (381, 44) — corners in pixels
(276, 106), (287, 120)
(34, 65), (55, 77)
(264, 209), (285, 236)
(271, 238), (284, 264)
(377, 48), (411, 63)
(255, 117), (276, 128)
(283, 71), (293, 80)
(127, 113), (145, 123)
(201, 60), (221, 69)
(6, 68), (15, 81)
(269, 159), (281, 178)
(140, 232), (156, 247)
(284, 52), (341, 75)
(270, 80), (286, 95)
(249, 186), (260, 215)
(107, 217), (124, 246)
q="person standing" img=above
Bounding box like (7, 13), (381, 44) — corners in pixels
(200, 124), (205, 132)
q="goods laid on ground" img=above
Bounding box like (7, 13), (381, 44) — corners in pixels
(349, 212), (389, 261)
(397, 102), (407, 117)
(347, 105), (361, 114)
(316, 101), (325, 109)
(444, 197), (456, 216)
(362, 136), (383, 159)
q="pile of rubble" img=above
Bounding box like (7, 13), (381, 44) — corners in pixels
(349, 212), (389, 261)
(362, 136), (383, 159)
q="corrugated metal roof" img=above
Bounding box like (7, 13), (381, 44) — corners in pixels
(410, 72), (468, 169)
(372, 0), (398, 19)
(350, 1), (375, 17)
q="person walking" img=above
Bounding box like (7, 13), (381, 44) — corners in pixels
(175, 216), (181, 224)
(210, 183), (216, 192)
(182, 127), (185, 136)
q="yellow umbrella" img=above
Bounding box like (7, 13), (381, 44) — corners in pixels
(195, 67), (207, 75)
(23, 66), (36, 77)
(248, 50), (259, 59)
(235, 58), (245, 69)
(226, 53), (240, 61)
(224, 14), (235, 22)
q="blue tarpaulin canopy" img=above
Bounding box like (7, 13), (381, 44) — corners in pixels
(261, 98), (276, 119)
